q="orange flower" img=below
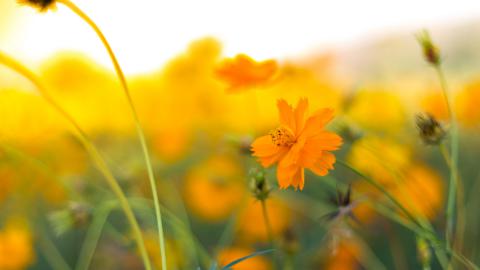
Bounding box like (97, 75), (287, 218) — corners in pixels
(251, 98), (342, 190)
(215, 54), (277, 92)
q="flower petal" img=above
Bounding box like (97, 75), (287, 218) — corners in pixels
(251, 135), (287, 167)
(290, 168), (305, 190)
(305, 131), (343, 151)
(294, 98), (309, 136)
(300, 108), (335, 137)
(277, 99), (296, 133)
(308, 151), (336, 176)
(276, 156), (300, 189)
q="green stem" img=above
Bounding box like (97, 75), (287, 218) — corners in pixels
(56, 1), (167, 268)
(75, 204), (113, 270)
(0, 51), (152, 270)
(37, 229), (72, 270)
(434, 65), (459, 249)
(260, 199), (274, 244)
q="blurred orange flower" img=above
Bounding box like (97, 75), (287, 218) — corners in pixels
(325, 239), (362, 270)
(0, 221), (35, 270)
(251, 98), (342, 190)
(215, 54), (278, 93)
(184, 156), (246, 222)
(238, 197), (290, 242)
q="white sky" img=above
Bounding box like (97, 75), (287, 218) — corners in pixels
(1, 0), (480, 74)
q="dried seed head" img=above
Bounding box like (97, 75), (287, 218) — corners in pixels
(18, 0), (56, 12)
(416, 30), (441, 66)
(416, 113), (446, 145)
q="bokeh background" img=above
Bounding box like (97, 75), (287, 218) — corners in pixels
(1, 0), (480, 269)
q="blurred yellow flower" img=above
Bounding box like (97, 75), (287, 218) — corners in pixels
(218, 247), (271, 270)
(238, 197), (290, 242)
(215, 54), (278, 93)
(40, 52), (132, 134)
(392, 165), (444, 219)
(184, 156), (246, 222)
(0, 89), (65, 147)
(456, 80), (480, 128)
(251, 98), (342, 190)
(347, 90), (406, 133)
(0, 221), (35, 270)
(348, 136), (412, 186)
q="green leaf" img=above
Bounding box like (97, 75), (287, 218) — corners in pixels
(220, 249), (274, 270)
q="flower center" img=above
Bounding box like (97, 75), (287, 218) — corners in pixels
(269, 126), (295, 147)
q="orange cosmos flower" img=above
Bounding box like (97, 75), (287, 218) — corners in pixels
(251, 98), (342, 190)
(215, 54), (278, 92)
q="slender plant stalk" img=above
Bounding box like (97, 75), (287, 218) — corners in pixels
(56, 1), (167, 268)
(75, 204), (114, 270)
(0, 51), (152, 270)
(440, 143), (466, 253)
(38, 229), (72, 270)
(434, 65), (459, 249)
(260, 200), (274, 244)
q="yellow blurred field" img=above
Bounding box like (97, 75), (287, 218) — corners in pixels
(1, 1), (480, 269)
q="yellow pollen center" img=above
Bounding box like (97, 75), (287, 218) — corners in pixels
(269, 126), (295, 147)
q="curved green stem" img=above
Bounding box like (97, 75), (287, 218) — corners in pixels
(38, 229), (72, 270)
(337, 160), (424, 230)
(75, 204), (114, 270)
(0, 51), (152, 270)
(434, 65), (460, 251)
(56, 1), (167, 268)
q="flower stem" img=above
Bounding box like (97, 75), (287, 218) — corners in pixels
(38, 228), (72, 270)
(56, 1), (167, 268)
(75, 204), (114, 270)
(440, 142), (466, 253)
(434, 65), (460, 251)
(260, 199), (274, 244)
(0, 51), (152, 270)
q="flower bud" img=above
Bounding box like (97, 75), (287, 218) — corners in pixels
(249, 168), (270, 201)
(416, 30), (441, 66)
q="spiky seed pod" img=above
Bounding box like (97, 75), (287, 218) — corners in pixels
(416, 113), (446, 145)
(320, 184), (360, 224)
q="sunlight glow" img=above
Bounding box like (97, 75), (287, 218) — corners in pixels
(2, 0), (480, 74)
